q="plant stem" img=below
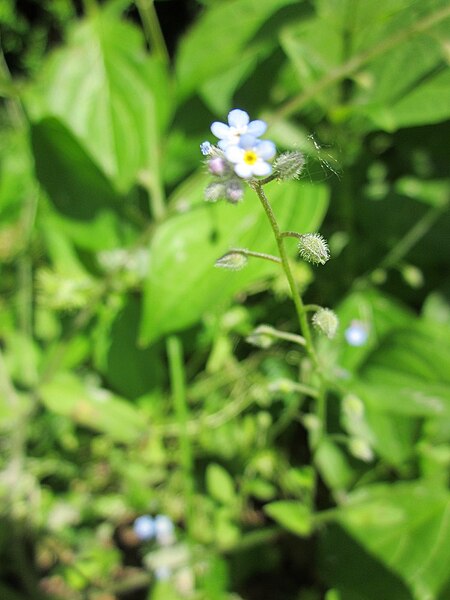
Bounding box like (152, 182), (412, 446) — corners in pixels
(250, 181), (318, 367)
(167, 336), (195, 537)
(227, 248), (282, 264)
(377, 203), (448, 271)
(135, 0), (170, 65)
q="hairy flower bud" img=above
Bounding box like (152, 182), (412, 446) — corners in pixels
(225, 180), (244, 204)
(298, 233), (330, 265)
(215, 251), (248, 271)
(348, 437), (374, 462)
(312, 308), (339, 339)
(204, 181), (226, 202)
(246, 325), (274, 349)
(273, 151), (305, 180)
(208, 156), (228, 176)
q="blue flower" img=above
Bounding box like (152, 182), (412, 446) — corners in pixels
(133, 515), (156, 541)
(154, 514), (175, 546)
(345, 321), (369, 346)
(211, 109), (267, 150)
(225, 135), (276, 179)
(200, 141), (212, 156)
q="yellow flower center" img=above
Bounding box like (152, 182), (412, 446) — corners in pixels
(243, 150), (258, 165)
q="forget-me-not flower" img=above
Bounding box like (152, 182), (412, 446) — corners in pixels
(211, 109), (267, 150)
(225, 134), (276, 179)
(345, 320), (369, 346)
(133, 515), (156, 541)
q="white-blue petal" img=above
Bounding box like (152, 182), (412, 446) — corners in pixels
(257, 140), (276, 160)
(225, 145), (244, 163)
(235, 162), (253, 179)
(211, 122), (231, 139)
(247, 120), (267, 137)
(228, 109), (249, 129)
(239, 134), (258, 149)
(253, 161), (272, 176)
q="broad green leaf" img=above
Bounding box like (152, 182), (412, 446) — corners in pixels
(336, 482), (450, 600)
(206, 463), (237, 505)
(39, 372), (147, 443)
(31, 118), (132, 250)
(93, 296), (164, 399)
(332, 288), (413, 373)
(26, 8), (170, 193)
(280, 17), (343, 110)
(175, 0), (300, 101)
(365, 69), (450, 132)
(264, 500), (312, 536)
(314, 438), (355, 491)
(140, 177), (329, 343)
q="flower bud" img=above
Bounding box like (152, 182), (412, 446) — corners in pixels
(225, 180), (244, 204)
(246, 325), (274, 349)
(200, 141), (212, 156)
(204, 181), (226, 202)
(215, 251), (248, 271)
(298, 233), (330, 265)
(348, 437), (374, 462)
(208, 156), (228, 176)
(273, 151), (305, 180)
(312, 308), (339, 339)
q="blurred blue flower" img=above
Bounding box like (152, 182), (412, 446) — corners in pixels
(133, 515), (156, 541)
(211, 109), (267, 150)
(155, 565), (171, 581)
(154, 514), (175, 546)
(345, 321), (369, 346)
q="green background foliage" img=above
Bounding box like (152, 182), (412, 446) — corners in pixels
(0, 0), (449, 598)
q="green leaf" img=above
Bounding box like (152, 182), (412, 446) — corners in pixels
(365, 69), (450, 131)
(31, 118), (131, 250)
(206, 463), (237, 505)
(39, 372), (147, 443)
(175, 0), (300, 101)
(314, 438), (355, 491)
(264, 500), (312, 536)
(336, 482), (450, 600)
(140, 177), (329, 343)
(26, 8), (170, 193)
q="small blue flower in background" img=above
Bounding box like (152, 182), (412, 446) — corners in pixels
(155, 565), (172, 581)
(154, 514), (175, 546)
(225, 134), (276, 179)
(211, 109), (267, 150)
(345, 320), (369, 346)
(133, 515), (156, 541)
(133, 514), (175, 546)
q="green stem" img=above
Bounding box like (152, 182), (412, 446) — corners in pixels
(228, 248), (282, 264)
(378, 203), (448, 271)
(167, 336), (194, 537)
(135, 0), (170, 64)
(251, 324), (306, 347)
(272, 5), (450, 122)
(250, 181), (318, 367)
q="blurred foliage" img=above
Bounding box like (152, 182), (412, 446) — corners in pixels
(0, 0), (450, 599)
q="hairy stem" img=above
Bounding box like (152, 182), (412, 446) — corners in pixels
(250, 181), (318, 367)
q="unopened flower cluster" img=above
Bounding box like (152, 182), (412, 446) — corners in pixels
(201, 109), (277, 203)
